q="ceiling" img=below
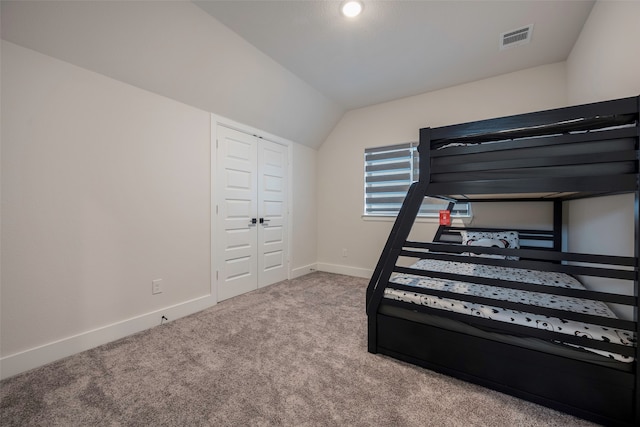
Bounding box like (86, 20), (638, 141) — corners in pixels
(195, 0), (596, 110)
(1, 1), (598, 148)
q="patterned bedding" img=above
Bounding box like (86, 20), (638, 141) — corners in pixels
(385, 258), (636, 362)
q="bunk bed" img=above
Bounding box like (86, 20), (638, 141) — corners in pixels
(366, 96), (640, 426)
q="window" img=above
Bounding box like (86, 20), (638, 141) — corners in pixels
(364, 142), (470, 218)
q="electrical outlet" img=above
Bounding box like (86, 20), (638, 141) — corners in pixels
(152, 279), (163, 295)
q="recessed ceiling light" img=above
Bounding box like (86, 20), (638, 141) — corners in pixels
(341, 1), (363, 18)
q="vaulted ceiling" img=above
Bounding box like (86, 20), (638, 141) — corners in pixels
(1, 1), (596, 148)
(196, 1), (595, 110)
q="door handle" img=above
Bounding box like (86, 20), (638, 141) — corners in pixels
(259, 218), (270, 226)
(248, 218), (257, 227)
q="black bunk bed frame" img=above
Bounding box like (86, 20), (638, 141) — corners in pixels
(366, 96), (640, 426)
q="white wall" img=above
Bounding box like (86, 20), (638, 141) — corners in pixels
(563, 0), (640, 306)
(0, 41), (212, 376)
(0, 1), (342, 149)
(291, 144), (318, 278)
(0, 41), (319, 379)
(316, 0), (640, 278)
(567, 0), (640, 104)
(317, 63), (567, 276)
(567, 194), (634, 307)
(565, 0), (640, 252)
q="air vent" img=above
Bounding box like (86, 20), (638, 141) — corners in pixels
(499, 24), (534, 50)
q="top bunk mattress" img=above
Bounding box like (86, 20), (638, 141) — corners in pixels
(385, 258), (636, 363)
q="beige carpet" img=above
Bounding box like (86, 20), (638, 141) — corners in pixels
(0, 272), (596, 426)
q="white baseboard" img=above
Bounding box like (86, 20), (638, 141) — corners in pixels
(0, 294), (216, 380)
(316, 263), (373, 279)
(290, 263), (318, 279)
(1, 262), (372, 379)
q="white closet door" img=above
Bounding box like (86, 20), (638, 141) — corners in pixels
(257, 139), (288, 288)
(217, 126), (259, 301)
(216, 125), (289, 301)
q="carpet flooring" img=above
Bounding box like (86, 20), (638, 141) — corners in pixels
(0, 272), (597, 426)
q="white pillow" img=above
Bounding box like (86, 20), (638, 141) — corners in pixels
(460, 230), (519, 260)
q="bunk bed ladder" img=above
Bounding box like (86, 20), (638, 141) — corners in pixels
(366, 180), (427, 352)
(367, 129), (432, 353)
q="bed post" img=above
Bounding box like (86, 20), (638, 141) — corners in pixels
(634, 94), (640, 427)
(634, 188), (640, 426)
(366, 128), (431, 353)
(553, 200), (562, 252)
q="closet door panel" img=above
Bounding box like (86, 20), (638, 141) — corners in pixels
(217, 126), (258, 301)
(257, 139), (288, 288)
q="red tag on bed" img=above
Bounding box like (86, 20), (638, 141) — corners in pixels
(439, 210), (451, 225)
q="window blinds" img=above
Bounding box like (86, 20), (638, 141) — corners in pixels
(364, 142), (470, 217)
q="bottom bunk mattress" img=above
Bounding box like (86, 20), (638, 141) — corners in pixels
(384, 258), (636, 363)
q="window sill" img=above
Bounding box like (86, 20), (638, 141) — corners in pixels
(361, 215), (471, 225)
